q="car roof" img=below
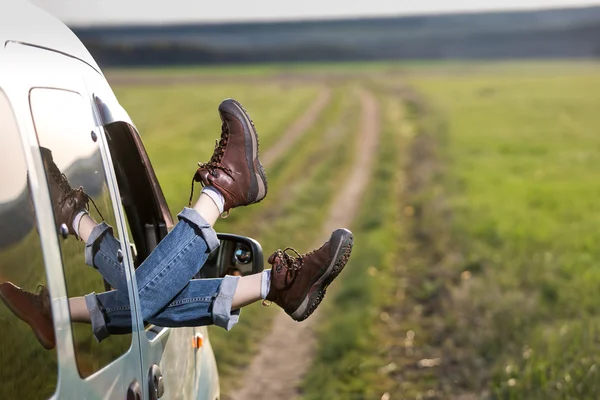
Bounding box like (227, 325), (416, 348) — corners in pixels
(0, 0), (101, 73)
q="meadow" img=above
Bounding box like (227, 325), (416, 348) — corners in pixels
(109, 61), (600, 399)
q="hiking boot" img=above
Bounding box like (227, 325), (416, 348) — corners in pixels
(0, 282), (55, 350)
(265, 228), (354, 321)
(190, 99), (268, 213)
(40, 147), (101, 237)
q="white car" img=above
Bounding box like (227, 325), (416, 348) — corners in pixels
(0, 1), (263, 399)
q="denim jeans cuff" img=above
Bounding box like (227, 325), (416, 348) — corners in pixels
(177, 207), (219, 252)
(212, 275), (241, 331)
(84, 222), (113, 267)
(85, 292), (110, 342)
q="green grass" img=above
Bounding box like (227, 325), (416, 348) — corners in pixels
(404, 67), (600, 398)
(107, 60), (600, 82)
(301, 91), (408, 399)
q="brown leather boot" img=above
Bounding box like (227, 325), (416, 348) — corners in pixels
(0, 282), (55, 350)
(266, 229), (354, 321)
(191, 99), (268, 213)
(40, 147), (102, 237)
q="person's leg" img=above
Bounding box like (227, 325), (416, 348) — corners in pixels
(83, 227), (355, 340)
(80, 274), (245, 339)
(82, 207), (219, 337)
(77, 188), (222, 292)
(71, 262), (262, 325)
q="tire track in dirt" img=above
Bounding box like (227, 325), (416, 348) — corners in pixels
(229, 88), (381, 400)
(240, 97), (357, 239)
(260, 87), (332, 167)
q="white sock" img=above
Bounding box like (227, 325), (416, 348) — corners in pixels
(260, 269), (271, 299)
(72, 210), (88, 237)
(201, 186), (225, 214)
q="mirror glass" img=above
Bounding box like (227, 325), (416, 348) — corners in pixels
(196, 235), (263, 279)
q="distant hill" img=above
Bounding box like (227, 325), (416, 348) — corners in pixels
(71, 6), (600, 67)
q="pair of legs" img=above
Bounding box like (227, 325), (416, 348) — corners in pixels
(68, 197), (263, 340)
(0, 98), (354, 350)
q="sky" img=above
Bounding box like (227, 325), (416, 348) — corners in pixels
(29, 0), (600, 26)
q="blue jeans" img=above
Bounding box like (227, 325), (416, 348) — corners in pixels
(83, 207), (240, 342)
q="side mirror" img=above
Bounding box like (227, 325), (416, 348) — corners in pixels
(196, 233), (264, 279)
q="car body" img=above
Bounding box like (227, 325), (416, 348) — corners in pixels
(0, 1), (260, 399)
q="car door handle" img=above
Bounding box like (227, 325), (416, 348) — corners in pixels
(148, 364), (165, 400)
(127, 381), (142, 400)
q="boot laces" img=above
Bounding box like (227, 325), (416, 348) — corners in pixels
(189, 122), (236, 206)
(56, 185), (104, 222)
(197, 122), (235, 177)
(48, 157), (104, 221)
(41, 148), (104, 223)
(274, 247), (305, 272)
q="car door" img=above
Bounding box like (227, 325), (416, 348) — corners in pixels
(0, 43), (146, 399)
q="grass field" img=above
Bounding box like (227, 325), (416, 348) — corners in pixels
(407, 68), (600, 398)
(109, 61), (600, 399)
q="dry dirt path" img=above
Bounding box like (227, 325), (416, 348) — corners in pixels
(229, 88), (381, 400)
(260, 87), (332, 167)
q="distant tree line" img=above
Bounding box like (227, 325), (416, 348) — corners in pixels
(72, 7), (600, 66)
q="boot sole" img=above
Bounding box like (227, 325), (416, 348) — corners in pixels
(223, 99), (268, 205)
(0, 287), (55, 350)
(290, 229), (354, 321)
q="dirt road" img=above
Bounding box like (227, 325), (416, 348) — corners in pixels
(261, 87), (332, 167)
(229, 88), (381, 400)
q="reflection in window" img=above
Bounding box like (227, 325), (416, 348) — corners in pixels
(0, 90), (57, 398)
(29, 88), (132, 377)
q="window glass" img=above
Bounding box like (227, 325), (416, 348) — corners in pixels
(29, 88), (132, 377)
(102, 121), (170, 339)
(0, 90), (57, 398)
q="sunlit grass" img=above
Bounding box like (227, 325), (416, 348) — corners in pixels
(408, 67), (600, 398)
(301, 92), (407, 399)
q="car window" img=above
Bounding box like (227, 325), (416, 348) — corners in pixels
(0, 90), (58, 398)
(29, 88), (132, 378)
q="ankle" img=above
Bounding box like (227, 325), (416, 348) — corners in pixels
(193, 192), (221, 227)
(201, 186), (225, 214)
(72, 211), (88, 238)
(260, 269), (271, 299)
